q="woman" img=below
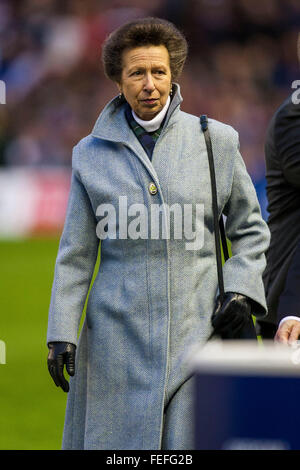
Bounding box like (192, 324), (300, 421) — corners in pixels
(47, 17), (270, 450)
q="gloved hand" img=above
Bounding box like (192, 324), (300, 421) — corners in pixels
(47, 342), (76, 392)
(210, 292), (257, 340)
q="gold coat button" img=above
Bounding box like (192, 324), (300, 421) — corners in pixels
(148, 182), (158, 195)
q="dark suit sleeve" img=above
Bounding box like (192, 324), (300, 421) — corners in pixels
(275, 103), (300, 188)
(277, 237), (300, 323)
(273, 101), (300, 323)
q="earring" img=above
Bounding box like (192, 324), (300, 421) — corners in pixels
(119, 92), (123, 99)
(170, 87), (173, 96)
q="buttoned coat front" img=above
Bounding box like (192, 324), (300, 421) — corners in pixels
(47, 84), (270, 450)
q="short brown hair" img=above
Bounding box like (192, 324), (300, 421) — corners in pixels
(102, 17), (188, 83)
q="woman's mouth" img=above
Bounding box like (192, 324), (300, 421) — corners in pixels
(141, 98), (158, 105)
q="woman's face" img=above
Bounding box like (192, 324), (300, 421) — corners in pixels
(117, 45), (172, 121)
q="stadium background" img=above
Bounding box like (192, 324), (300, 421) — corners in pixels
(0, 0), (299, 449)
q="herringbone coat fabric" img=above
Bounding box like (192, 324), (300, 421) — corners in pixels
(47, 84), (270, 450)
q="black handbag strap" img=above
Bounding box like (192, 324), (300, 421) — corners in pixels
(200, 115), (229, 303)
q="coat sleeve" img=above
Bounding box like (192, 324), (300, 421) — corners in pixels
(47, 144), (100, 346)
(274, 100), (300, 321)
(222, 136), (271, 318)
(277, 235), (300, 322)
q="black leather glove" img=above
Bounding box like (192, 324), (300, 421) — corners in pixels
(47, 342), (76, 392)
(210, 292), (257, 340)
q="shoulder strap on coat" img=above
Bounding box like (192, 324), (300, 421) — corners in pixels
(200, 115), (229, 303)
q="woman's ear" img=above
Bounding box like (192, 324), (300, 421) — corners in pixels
(116, 82), (122, 94)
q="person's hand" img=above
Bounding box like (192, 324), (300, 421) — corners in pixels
(47, 342), (76, 392)
(274, 320), (300, 345)
(210, 292), (257, 340)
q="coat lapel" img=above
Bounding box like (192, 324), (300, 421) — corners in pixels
(90, 83), (183, 184)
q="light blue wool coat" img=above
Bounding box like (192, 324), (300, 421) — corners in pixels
(47, 84), (270, 450)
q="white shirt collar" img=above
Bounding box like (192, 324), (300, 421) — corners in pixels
(132, 95), (171, 132)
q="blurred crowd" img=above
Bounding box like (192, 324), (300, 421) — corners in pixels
(0, 0), (299, 184)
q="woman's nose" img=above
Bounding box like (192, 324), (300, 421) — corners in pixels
(143, 73), (155, 92)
